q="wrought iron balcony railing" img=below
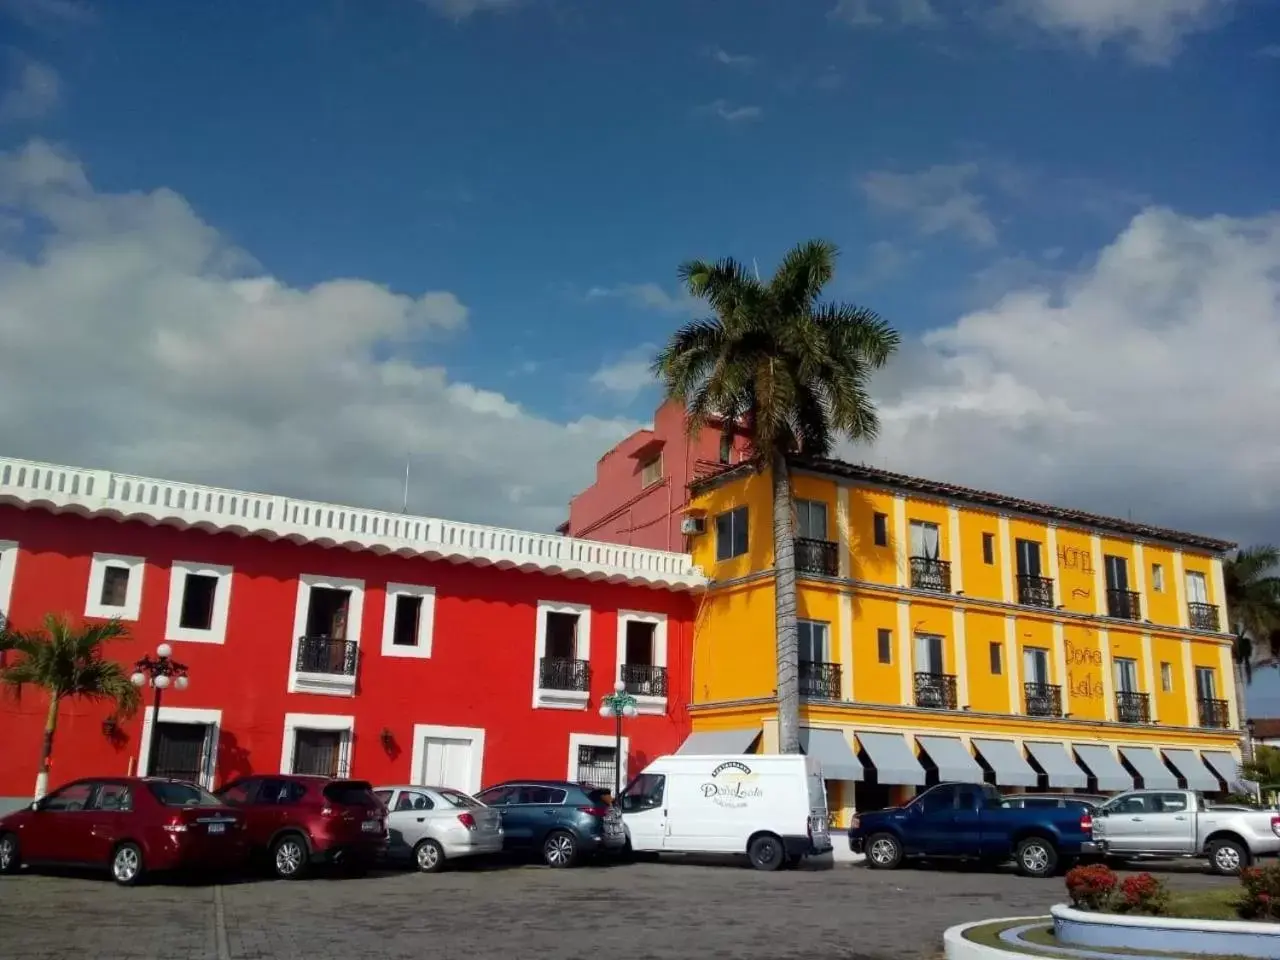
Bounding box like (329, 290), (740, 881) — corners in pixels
(1017, 574), (1055, 608)
(1115, 690), (1151, 724)
(1107, 588), (1141, 621)
(1188, 602), (1221, 632)
(1198, 697), (1230, 729)
(621, 663), (668, 697)
(1024, 682), (1062, 718)
(799, 660), (843, 700)
(914, 671), (958, 710)
(295, 637), (358, 676)
(795, 538), (839, 577)
(910, 556), (952, 593)
(539, 656), (590, 692)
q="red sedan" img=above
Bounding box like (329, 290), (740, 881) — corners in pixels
(0, 777), (247, 885)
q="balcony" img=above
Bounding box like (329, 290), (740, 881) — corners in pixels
(1115, 690), (1151, 724)
(621, 662), (668, 698)
(535, 656), (591, 709)
(799, 661), (843, 700)
(1017, 574), (1055, 608)
(292, 637), (358, 696)
(1107, 588), (1141, 621)
(795, 538), (839, 577)
(1198, 697), (1230, 729)
(914, 671), (958, 710)
(1188, 602), (1221, 632)
(909, 556), (952, 593)
(1024, 682), (1062, 718)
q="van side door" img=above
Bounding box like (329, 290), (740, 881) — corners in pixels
(619, 773), (666, 852)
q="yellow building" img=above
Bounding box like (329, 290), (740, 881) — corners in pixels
(682, 455), (1242, 825)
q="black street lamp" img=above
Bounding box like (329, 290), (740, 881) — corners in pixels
(598, 680), (638, 798)
(130, 643), (189, 777)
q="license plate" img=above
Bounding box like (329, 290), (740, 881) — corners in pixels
(207, 823), (226, 835)
(606, 822), (623, 835)
(361, 820), (381, 833)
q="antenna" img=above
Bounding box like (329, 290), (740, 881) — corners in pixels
(401, 455), (411, 513)
(752, 257), (761, 281)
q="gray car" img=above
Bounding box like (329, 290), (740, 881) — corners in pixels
(373, 785), (503, 873)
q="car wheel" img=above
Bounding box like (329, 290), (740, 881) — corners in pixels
(0, 833), (20, 874)
(542, 830), (578, 868)
(1015, 837), (1058, 878)
(272, 834), (309, 880)
(111, 842), (144, 887)
(1208, 838), (1249, 876)
(414, 838), (446, 873)
(747, 834), (785, 871)
(865, 833), (903, 870)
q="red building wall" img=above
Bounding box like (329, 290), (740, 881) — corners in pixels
(0, 505), (695, 802)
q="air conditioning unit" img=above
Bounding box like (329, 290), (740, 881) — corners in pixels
(680, 516), (706, 536)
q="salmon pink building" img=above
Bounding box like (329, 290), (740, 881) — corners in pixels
(0, 456), (704, 811)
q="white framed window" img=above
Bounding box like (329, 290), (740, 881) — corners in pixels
(380, 583), (436, 659)
(137, 706), (221, 789)
(614, 610), (668, 714)
(533, 600), (592, 710)
(568, 732), (629, 790)
(164, 561), (233, 645)
(1151, 563), (1165, 592)
(85, 552), (146, 621)
(410, 723), (486, 795)
(1161, 661), (1173, 692)
(288, 574), (365, 696)
(280, 713), (354, 777)
(0, 540), (17, 622)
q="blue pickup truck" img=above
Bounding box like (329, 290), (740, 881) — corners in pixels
(847, 782), (1104, 878)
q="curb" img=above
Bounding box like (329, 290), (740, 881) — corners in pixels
(942, 917), (1051, 960)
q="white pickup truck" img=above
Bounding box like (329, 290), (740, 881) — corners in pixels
(1092, 789), (1280, 875)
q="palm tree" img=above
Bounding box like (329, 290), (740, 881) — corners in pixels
(654, 240), (899, 753)
(0, 615), (141, 799)
(1242, 744), (1280, 799)
(1222, 545), (1280, 762)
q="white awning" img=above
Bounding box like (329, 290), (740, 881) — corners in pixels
(1025, 741), (1088, 789)
(855, 731), (926, 785)
(1073, 744), (1132, 792)
(1119, 746), (1179, 790)
(1201, 751), (1243, 789)
(972, 739), (1038, 787)
(800, 727), (863, 781)
(916, 736), (983, 782)
(675, 729), (760, 755)
(1162, 749), (1220, 792)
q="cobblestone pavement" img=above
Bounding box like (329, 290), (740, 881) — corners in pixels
(0, 858), (1235, 960)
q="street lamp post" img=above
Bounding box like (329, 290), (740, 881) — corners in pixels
(598, 680), (638, 799)
(130, 643), (190, 777)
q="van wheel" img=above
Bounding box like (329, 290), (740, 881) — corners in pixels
(865, 833), (903, 870)
(1015, 837), (1058, 878)
(1208, 838), (1249, 876)
(747, 834), (785, 871)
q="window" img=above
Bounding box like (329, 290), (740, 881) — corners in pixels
(715, 506), (749, 561)
(151, 722), (211, 782)
(1196, 667), (1217, 700)
(290, 575), (365, 694)
(797, 620), (829, 664)
(166, 561), (234, 644)
(640, 455), (662, 488)
(616, 611), (667, 702)
(625, 620), (655, 665)
(1113, 657), (1139, 693)
(216, 780), (255, 806)
(437, 790), (482, 809)
(917, 789), (953, 815)
(89, 783), (133, 812)
(873, 512), (888, 547)
(1015, 539), (1042, 577)
(621, 773), (665, 812)
(392, 595), (423, 646)
(575, 744), (618, 790)
(146, 781), (221, 808)
(1161, 662), (1173, 692)
(515, 786), (568, 805)
(544, 611), (579, 660)
(257, 778), (308, 805)
(1186, 570), (1209, 604)
(101, 567), (130, 607)
(535, 600), (592, 707)
(989, 642), (1002, 674)
(1108, 794), (1151, 814)
(306, 587), (351, 639)
(86, 552), (146, 621)
(1151, 563), (1165, 592)
(1154, 793), (1188, 813)
(1023, 647), (1050, 685)
(796, 499), (829, 541)
(909, 520), (941, 560)
(42, 782), (94, 811)
(476, 785), (517, 806)
(381, 583), (435, 659)
(877, 628), (893, 664)
(982, 533), (995, 564)
(915, 633), (944, 674)
(395, 790), (434, 812)
(373, 789), (393, 807)
(178, 575), (218, 630)
(291, 730), (347, 777)
(718, 432), (732, 463)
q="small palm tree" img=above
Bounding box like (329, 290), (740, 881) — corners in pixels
(1222, 545), (1280, 761)
(654, 240), (899, 753)
(0, 615), (141, 799)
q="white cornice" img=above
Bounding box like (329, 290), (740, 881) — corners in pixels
(0, 456), (706, 592)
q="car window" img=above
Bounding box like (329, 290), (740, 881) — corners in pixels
(1110, 795), (1151, 814)
(620, 774), (664, 812)
(89, 783), (133, 812)
(1154, 793), (1188, 813)
(516, 786), (566, 805)
(475, 786), (516, 806)
(323, 781), (377, 807)
(437, 790), (482, 809)
(394, 790), (434, 812)
(42, 782), (95, 811)
(916, 789), (954, 815)
(1000, 798), (1024, 809)
(217, 779), (256, 806)
(147, 781), (223, 807)
(1020, 797), (1061, 809)
(373, 790), (393, 808)
(258, 778), (307, 805)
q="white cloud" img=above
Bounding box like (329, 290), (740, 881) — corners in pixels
(708, 46), (756, 68)
(0, 139), (641, 532)
(0, 0), (93, 30)
(829, 0), (939, 27)
(696, 99), (763, 124)
(859, 205), (1280, 545)
(585, 282), (699, 316)
(418, 0), (520, 19)
(0, 58), (59, 122)
(1258, 43), (1280, 58)
(860, 163), (998, 247)
(591, 346), (658, 399)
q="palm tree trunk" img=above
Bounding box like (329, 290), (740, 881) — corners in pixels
(34, 694), (59, 800)
(772, 451), (801, 754)
(1235, 660), (1254, 769)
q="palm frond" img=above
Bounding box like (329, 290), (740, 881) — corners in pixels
(0, 613), (140, 716)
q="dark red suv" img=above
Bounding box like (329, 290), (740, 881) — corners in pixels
(215, 775), (387, 879)
(0, 777), (246, 886)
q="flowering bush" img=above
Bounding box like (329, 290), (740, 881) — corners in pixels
(1237, 863), (1280, 922)
(1115, 872), (1169, 916)
(1065, 864), (1118, 911)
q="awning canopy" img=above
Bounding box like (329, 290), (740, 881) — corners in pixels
(1074, 745), (1132, 792)
(972, 739), (1038, 787)
(1201, 751), (1243, 788)
(1119, 746), (1179, 790)
(800, 727), (863, 781)
(916, 736), (983, 782)
(1025, 741), (1088, 789)
(1162, 749), (1220, 792)
(675, 729), (759, 755)
(855, 731), (926, 785)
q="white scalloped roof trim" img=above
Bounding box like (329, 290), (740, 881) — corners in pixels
(0, 456), (706, 592)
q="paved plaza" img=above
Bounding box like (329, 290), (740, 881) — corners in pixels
(0, 858), (1235, 960)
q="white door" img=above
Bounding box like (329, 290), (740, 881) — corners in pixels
(619, 772), (668, 851)
(421, 737), (473, 791)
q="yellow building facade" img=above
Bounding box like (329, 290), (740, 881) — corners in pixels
(684, 457), (1242, 825)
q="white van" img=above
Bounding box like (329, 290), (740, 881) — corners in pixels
(617, 754), (832, 870)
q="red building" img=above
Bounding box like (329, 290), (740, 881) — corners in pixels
(559, 400), (749, 550)
(0, 457), (704, 809)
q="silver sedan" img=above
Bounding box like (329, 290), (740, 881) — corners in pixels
(373, 785), (504, 873)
